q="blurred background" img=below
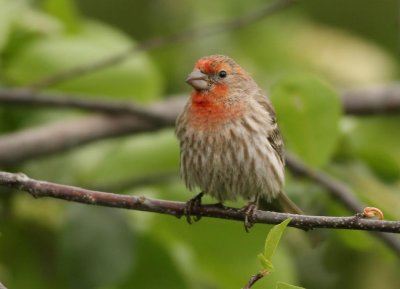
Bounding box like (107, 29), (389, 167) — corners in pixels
(0, 0), (400, 288)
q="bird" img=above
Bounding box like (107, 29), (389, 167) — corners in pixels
(175, 54), (302, 231)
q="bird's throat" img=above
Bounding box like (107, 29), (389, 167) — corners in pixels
(189, 89), (244, 130)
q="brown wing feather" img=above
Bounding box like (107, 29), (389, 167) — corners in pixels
(255, 91), (285, 165)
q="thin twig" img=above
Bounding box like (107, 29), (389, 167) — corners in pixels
(0, 282), (7, 289)
(242, 271), (268, 289)
(25, 0), (297, 90)
(0, 171), (399, 233)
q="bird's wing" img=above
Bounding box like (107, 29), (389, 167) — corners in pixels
(256, 91), (285, 165)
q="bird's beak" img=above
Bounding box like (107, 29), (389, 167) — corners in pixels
(186, 69), (208, 90)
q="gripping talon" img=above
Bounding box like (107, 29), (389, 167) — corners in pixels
(242, 194), (260, 232)
(184, 192), (204, 224)
(243, 202), (257, 232)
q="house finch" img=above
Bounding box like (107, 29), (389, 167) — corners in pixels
(176, 55), (302, 231)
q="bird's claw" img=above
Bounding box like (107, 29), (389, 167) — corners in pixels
(242, 202), (258, 232)
(184, 192), (204, 224)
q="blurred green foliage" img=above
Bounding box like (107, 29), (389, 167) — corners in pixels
(0, 0), (400, 288)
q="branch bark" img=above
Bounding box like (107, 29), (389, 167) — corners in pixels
(0, 171), (399, 233)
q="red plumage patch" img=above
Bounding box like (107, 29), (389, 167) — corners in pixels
(195, 58), (231, 75)
(189, 86), (244, 130)
(195, 59), (220, 74)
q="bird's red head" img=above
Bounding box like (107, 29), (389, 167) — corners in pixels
(185, 55), (249, 129)
(195, 56), (230, 75)
(186, 55), (243, 92)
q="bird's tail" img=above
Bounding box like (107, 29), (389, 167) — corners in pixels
(259, 192), (303, 215)
(276, 192), (303, 215)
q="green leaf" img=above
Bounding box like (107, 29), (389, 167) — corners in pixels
(43, 0), (81, 34)
(258, 253), (274, 271)
(276, 281), (305, 289)
(263, 218), (292, 260)
(271, 74), (342, 167)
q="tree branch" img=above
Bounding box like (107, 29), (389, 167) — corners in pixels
(0, 171), (399, 233)
(0, 115), (157, 166)
(2, 83), (400, 117)
(0, 96), (182, 166)
(1, 82), (400, 166)
(1, 86), (400, 254)
(25, 0), (297, 90)
(341, 84), (400, 115)
(0, 89), (174, 125)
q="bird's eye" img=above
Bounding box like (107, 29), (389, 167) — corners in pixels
(218, 70), (227, 78)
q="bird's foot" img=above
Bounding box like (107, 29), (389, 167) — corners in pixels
(184, 192), (204, 224)
(242, 201), (258, 232)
